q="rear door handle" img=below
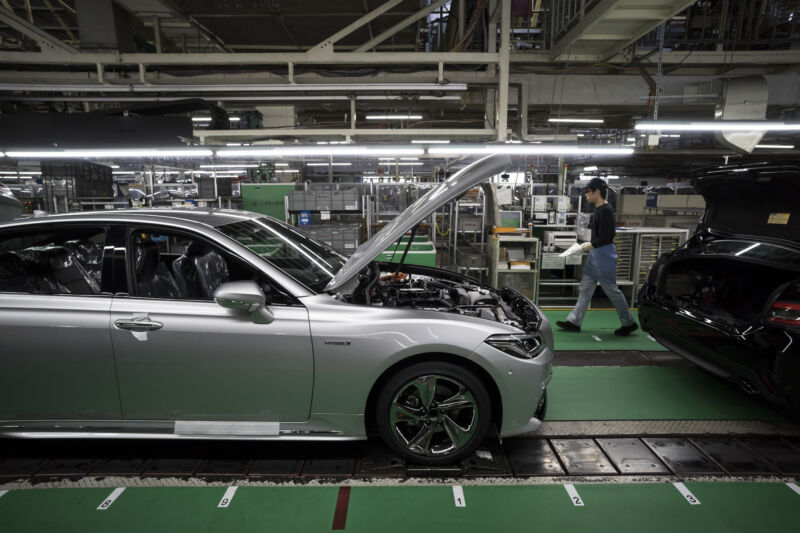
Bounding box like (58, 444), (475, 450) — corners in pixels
(114, 319), (164, 331)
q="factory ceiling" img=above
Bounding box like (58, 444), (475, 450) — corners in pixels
(0, 0), (798, 178)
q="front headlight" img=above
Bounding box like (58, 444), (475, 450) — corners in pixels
(484, 333), (545, 359)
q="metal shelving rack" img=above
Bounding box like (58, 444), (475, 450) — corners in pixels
(487, 234), (540, 303)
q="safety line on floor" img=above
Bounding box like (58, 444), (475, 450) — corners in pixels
(673, 482), (701, 505)
(453, 485), (466, 507)
(787, 483), (800, 497)
(564, 484), (584, 506)
(332, 486), (351, 530)
(217, 486), (237, 508)
(0, 490), (7, 499)
(97, 487), (125, 510)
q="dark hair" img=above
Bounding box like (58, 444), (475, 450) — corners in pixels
(587, 177), (608, 199)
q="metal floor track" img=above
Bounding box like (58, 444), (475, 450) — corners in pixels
(2, 432), (800, 484)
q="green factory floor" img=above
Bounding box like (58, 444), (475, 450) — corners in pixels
(546, 366), (787, 422)
(2, 483), (800, 533)
(543, 309), (664, 351)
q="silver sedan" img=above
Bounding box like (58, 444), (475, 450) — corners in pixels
(0, 155), (552, 464)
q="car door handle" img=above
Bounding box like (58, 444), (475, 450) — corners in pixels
(114, 319), (164, 331)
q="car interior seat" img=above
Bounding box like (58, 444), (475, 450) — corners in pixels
(135, 240), (181, 299)
(171, 240), (229, 300)
(25, 245), (101, 295)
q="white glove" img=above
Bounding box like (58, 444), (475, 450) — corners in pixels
(559, 242), (583, 257)
(581, 242), (593, 252)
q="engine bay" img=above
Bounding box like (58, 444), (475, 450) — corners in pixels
(343, 263), (541, 331)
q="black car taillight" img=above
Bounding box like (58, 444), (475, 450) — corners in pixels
(766, 301), (800, 328)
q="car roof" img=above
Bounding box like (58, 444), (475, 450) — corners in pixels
(0, 207), (265, 229)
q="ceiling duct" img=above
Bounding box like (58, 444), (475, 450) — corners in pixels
(714, 76), (769, 154)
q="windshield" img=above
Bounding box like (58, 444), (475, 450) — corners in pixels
(216, 217), (347, 293)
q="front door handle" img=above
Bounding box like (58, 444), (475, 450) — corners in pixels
(114, 318), (164, 331)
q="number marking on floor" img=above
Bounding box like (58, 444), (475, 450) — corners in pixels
(97, 488), (125, 510)
(453, 485), (466, 507)
(564, 484), (584, 506)
(673, 482), (701, 505)
(787, 483), (800, 497)
(218, 486), (238, 508)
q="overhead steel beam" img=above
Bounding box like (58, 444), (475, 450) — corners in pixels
(355, 0), (451, 52)
(0, 6), (75, 53)
(0, 82), (469, 93)
(308, 0), (403, 54)
(194, 128), (496, 143)
(0, 50), (499, 65)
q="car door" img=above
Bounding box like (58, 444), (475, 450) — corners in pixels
(0, 223), (121, 421)
(109, 224), (314, 429)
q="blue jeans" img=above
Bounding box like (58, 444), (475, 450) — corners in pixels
(566, 275), (635, 327)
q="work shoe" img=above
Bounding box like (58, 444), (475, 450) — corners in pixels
(614, 322), (639, 336)
(556, 320), (581, 333)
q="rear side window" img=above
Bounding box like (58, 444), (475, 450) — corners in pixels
(0, 226), (107, 295)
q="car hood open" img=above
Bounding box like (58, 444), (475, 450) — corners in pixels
(693, 162), (800, 246)
(325, 154), (511, 292)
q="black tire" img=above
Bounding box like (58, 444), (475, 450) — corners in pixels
(375, 361), (492, 465)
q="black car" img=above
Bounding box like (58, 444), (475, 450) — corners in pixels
(639, 163), (800, 411)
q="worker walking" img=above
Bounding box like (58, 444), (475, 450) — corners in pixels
(556, 178), (638, 336)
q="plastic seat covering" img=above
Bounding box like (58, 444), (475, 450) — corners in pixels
(135, 241), (181, 299)
(171, 241), (229, 300)
(0, 250), (56, 293)
(16, 246), (100, 295)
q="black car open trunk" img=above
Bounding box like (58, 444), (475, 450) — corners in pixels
(656, 255), (799, 330)
(694, 164), (800, 246)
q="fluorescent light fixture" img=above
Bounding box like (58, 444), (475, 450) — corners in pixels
(200, 164), (258, 168)
(386, 162), (423, 166)
(228, 117), (241, 122)
(626, 137), (636, 142)
(400, 157), (419, 161)
(191, 117), (212, 122)
(109, 165), (120, 168)
(411, 139), (449, 144)
(548, 118), (604, 124)
(636, 121), (800, 132)
(755, 144), (795, 149)
(274, 163), (289, 167)
(275, 169), (299, 173)
(218, 146), (423, 157)
(6, 149), (214, 158)
(365, 115), (422, 120)
(427, 145), (634, 156)
(306, 162), (352, 166)
(226, 143), (242, 147)
(583, 166), (598, 172)
(112, 171), (138, 175)
(379, 157), (419, 161)
(0, 170), (42, 174)
(316, 141), (348, 144)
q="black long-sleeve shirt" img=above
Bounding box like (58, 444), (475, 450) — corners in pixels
(590, 202), (616, 248)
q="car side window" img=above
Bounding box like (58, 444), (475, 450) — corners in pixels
(129, 228), (295, 305)
(0, 226), (106, 295)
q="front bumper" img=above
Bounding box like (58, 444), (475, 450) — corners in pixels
(472, 337), (552, 438)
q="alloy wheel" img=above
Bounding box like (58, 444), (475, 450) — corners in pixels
(388, 374), (479, 457)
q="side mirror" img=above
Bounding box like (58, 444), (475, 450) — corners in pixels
(214, 281), (274, 324)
